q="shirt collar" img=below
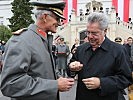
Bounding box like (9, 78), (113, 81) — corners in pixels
(100, 37), (110, 51)
(85, 37), (109, 51)
(37, 28), (47, 38)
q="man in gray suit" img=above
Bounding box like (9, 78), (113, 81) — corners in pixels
(0, 0), (74, 100)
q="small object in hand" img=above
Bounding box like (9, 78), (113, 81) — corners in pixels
(86, 86), (92, 90)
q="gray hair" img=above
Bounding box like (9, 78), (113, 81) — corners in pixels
(87, 12), (109, 30)
(33, 9), (52, 19)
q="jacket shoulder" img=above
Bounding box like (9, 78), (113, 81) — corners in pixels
(12, 28), (28, 35)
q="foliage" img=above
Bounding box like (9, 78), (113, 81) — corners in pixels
(0, 25), (12, 42)
(9, 0), (34, 32)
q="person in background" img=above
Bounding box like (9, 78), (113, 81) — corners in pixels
(0, 1), (74, 100)
(52, 35), (61, 67)
(99, 7), (104, 13)
(116, 13), (120, 24)
(114, 37), (122, 44)
(130, 37), (133, 66)
(67, 12), (132, 100)
(124, 37), (133, 59)
(71, 38), (80, 54)
(56, 38), (70, 77)
(79, 10), (84, 21)
(1, 40), (5, 54)
(123, 39), (128, 45)
(85, 9), (90, 16)
(52, 42), (57, 65)
(83, 34), (89, 43)
(54, 35), (61, 46)
(128, 18), (132, 29)
(123, 37), (133, 100)
(0, 50), (2, 73)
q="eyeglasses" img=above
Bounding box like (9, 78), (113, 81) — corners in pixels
(86, 30), (104, 36)
(47, 14), (61, 23)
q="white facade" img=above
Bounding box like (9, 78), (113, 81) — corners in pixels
(0, 0), (133, 26)
(0, 0), (112, 26)
(0, 0), (13, 26)
(77, 0), (112, 15)
(129, 0), (133, 20)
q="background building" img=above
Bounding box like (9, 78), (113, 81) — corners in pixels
(0, 0), (13, 26)
(0, 0), (133, 47)
(0, 0), (133, 26)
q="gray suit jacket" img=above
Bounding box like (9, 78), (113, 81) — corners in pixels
(1, 24), (59, 100)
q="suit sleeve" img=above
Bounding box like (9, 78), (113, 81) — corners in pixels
(99, 46), (133, 95)
(67, 47), (79, 78)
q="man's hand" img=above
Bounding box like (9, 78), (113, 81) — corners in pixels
(57, 77), (75, 92)
(82, 77), (100, 89)
(69, 61), (83, 71)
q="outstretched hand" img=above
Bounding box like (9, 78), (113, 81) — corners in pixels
(69, 61), (83, 71)
(57, 77), (75, 92)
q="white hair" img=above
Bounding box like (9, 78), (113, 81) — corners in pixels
(87, 12), (109, 30)
(33, 9), (52, 19)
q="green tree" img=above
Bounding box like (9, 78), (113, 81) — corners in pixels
(0, 25), (12, 42)
(9, 0), (34, 32)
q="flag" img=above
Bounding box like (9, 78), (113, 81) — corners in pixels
(112, 0), (130, 22)
(63, 0), (77, 23)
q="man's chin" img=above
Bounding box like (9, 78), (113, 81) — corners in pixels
(90, 43), (95, 46)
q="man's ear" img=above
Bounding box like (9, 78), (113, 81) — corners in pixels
(103, 29), (107, 36)
(42, 14), (47, 22)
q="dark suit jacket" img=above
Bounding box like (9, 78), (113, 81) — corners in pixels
(68, 37), (132, 100)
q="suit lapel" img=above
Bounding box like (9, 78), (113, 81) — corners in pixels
(47, 35), (57, 79)
(28, 24), (57, 79)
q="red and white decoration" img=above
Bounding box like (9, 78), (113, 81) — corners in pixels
(63, 0), (77, 23)
(111, 0), (130, 22)
(63, 0), (132, 23)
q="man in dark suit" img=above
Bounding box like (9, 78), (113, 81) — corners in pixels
(67, 12), (132, 100)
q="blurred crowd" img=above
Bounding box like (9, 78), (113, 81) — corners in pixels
(0, 40), (5, 72)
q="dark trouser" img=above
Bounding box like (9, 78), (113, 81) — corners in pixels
(59, 69), (66, 77)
